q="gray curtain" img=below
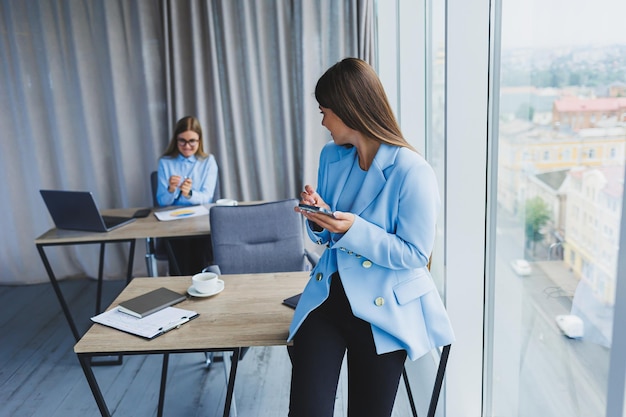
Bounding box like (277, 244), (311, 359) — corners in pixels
(0, 0), (374, 285)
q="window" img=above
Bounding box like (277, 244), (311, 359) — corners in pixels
(486, 1), (626, 416)
(561, 149), (571, 160)
(383, 1), (626, 415)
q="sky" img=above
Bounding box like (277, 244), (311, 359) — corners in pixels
(501, 0), (626, 49)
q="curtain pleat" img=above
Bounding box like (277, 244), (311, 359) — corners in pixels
(0, 0), (374, 284)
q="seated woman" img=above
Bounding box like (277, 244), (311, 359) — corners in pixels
(157, 116), (218, 206)
(156, 115), (218, 275)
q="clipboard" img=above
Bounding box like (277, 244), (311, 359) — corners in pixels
(153, 205), (209, 222)
(91, 306), (199, 339)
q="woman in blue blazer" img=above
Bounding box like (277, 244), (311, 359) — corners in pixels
(288, 58), (455, 417)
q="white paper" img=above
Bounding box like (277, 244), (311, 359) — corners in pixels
(153, 205), (209, 222)
(91, 306), (198, 339)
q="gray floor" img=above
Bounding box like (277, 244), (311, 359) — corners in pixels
(0, 278), (440, 417)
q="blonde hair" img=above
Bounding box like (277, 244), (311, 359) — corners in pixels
(162, 116), (208, 158)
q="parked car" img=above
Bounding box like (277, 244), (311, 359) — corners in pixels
(510, 259), (531, 276)
(556, 314), (584, 338)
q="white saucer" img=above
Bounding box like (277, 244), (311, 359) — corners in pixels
(187, 280), (224, 297)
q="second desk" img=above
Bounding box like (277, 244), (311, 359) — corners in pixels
(35, 206), (212, 341)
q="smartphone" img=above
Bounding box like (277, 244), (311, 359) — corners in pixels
(298, 204), (335, 217)
(132, 208), (152, 218)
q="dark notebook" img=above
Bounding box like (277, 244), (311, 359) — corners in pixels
(282, 293), (302, 309)
(118, 287), (187, 318)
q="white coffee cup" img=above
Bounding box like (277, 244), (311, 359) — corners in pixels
(216, 198), (238, 206)
(191, 272), (219, 294)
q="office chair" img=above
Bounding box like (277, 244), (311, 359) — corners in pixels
(203, 199), (318, 416)
(204, 198), (319, 354)
(207, 198), (317, 275)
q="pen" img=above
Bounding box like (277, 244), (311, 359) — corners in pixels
(158, 316), (190, 333)
(173, 176), (189, 202)
(174, 212), (193, 217)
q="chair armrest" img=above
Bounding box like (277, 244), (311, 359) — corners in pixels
(202, 264), (222, 275)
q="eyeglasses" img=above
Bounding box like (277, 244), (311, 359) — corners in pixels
(177, 138), (199, 147)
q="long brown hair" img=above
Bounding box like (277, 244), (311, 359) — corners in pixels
(162, 116), (208, 158)
(315, 58), (415, 151)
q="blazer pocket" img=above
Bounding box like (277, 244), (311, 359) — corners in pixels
(393, 274), (436, 305)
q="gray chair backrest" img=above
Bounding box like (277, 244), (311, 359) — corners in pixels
(209, 199), (308, 274)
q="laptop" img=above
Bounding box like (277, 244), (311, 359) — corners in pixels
(40, 190), (136, 232)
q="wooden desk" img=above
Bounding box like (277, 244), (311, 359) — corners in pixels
(35, 207), (212, 341)
(74, 272), (308, 417)
(35, 206), (211, 244)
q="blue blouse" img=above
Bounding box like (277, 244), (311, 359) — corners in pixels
(156, 153), (218, 206)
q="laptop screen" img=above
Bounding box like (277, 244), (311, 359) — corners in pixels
(40, 190), (134, 232)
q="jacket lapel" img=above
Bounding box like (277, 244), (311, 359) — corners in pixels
(350, 144), (398, 215)
(326, 145), (356, 206)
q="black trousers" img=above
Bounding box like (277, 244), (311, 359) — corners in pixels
(288, 274), (407, 417)
(166, 236), (212, 276)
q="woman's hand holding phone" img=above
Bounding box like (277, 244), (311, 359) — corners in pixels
(296, 185), (333, 217)
(298, 204), (335, 217)
(295, 185), (354, 233)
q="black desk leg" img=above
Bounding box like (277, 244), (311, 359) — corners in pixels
(96, 239), (136, 314)
(96, 243), (106, 315)
(223, 348), (241, 417)
(126, 239), (136, 284)
(78, 354), (112, 417)
(36, 245), (80, 341)
(92, 240), (136, 367)
(158, 353), (170, 417)
(38, 239), (136, 344)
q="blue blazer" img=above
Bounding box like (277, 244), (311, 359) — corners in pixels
(288, 142), (455, 360)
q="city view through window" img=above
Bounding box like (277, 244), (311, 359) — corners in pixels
(489, 1), (626, 415)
